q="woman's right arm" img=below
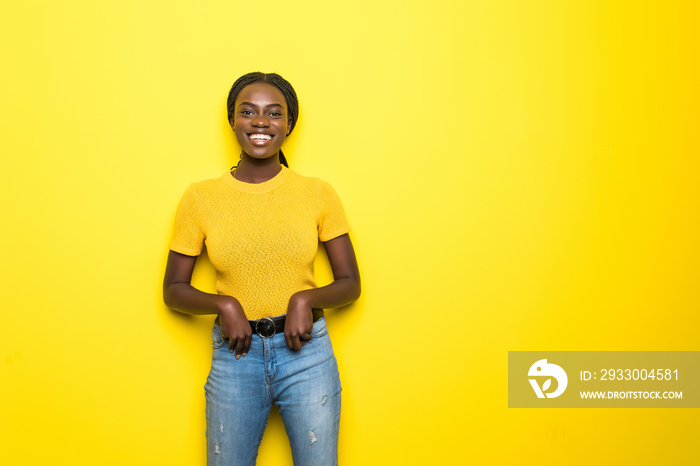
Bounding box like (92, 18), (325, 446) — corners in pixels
(163, 250), (252, 358)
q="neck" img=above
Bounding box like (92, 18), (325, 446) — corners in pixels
(234, 154), (283, 183)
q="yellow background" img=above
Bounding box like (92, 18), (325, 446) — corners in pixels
(1, 1), (698, 464)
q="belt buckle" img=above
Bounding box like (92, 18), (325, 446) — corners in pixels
(255, 317), (276, 338)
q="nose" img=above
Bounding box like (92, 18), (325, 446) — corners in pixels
(252, 115), (270, 127)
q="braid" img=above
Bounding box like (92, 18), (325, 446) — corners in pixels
(227, 72), (299, 168)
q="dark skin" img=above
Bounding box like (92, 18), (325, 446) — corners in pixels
(163, 82), (361, 359)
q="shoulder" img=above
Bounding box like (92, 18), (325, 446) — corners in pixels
(174, 175), (232, 214)
(285, 169), (339, 195)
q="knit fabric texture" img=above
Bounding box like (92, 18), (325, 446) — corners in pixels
(169, 166), (350, 320)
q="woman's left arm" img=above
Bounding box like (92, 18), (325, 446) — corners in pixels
(284, 233), (361, 350)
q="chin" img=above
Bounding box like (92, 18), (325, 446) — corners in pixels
(243, 150), (281, 161)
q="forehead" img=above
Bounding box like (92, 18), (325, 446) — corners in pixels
(235, 82), (287, 109)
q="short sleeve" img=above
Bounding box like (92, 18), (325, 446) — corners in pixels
(169, 184), (205, 256)
(317, 179), (350, 242)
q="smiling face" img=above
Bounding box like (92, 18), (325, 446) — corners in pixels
(230, 82), (292, 162)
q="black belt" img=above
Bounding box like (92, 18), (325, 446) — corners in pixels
(249, 308), (324, 338)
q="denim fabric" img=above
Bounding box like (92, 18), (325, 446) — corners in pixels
(205, 317), (341, 466)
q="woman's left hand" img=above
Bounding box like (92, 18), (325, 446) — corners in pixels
(285, 292), (314, 351)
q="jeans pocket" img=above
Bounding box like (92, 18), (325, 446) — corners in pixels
(310, 317), (328, 338)
(212, 325), (227, 350)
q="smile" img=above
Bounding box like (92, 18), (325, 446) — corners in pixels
(249, 134), (272, 141)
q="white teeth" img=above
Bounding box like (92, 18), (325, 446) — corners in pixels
(250, 134), (272, 140)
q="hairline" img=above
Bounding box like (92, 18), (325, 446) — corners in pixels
(236, 101), (286, 110)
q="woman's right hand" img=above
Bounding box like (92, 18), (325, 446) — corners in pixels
(163, 251), (252, 358)
(217, 297), (252, 359)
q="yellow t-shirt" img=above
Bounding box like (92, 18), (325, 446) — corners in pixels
(169, 166), (350, 320)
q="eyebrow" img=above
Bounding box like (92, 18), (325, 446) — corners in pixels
(237, 101), (284, 109)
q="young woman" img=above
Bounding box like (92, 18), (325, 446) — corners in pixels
(163, 72), (361, 465)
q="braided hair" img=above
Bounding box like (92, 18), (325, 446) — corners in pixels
(227, 72), (299, 168)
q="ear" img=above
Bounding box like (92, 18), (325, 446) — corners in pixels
(229, 115), (236, 129)
(287, 117), (292, 135)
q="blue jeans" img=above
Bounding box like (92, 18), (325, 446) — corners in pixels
(205, 317), (341, 466)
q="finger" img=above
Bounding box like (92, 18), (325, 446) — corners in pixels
(228, 337), (236, 354)
(242, 334), (251, 357)
(285, 332), (294, 350)
(235, 337), (246, 360)
(291, 334), (302, 351)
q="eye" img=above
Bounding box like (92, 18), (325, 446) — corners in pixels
(269, 112), (282, 118)
(240, 109), (254, 116)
